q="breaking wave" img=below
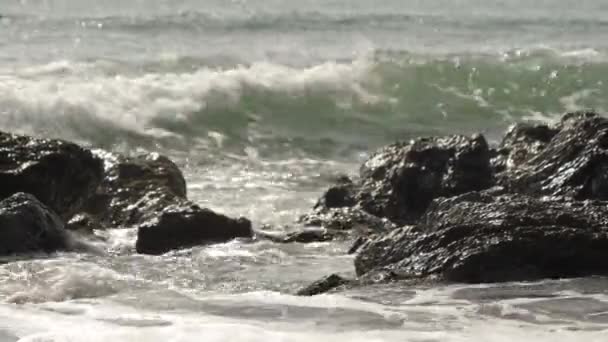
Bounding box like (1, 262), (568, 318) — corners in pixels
(1, 49), (607, 157)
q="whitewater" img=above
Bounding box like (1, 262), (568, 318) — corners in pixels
(2, 0), (608, 341)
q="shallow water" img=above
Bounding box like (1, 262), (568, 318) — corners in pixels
(1, 0), (608, 340)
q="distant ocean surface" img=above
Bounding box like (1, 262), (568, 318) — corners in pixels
(1, 1), (608, 341)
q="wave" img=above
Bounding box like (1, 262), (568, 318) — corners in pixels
(1, 50), (607, 157)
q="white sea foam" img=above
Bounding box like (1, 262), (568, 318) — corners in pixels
(0, 59), (379, 146)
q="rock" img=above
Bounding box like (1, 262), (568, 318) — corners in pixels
(256, 226), (349, 244)
(491, 122), (558, 173)
(135, 202), (252, 255)
(296, 274), (351, 296)
(80, 151), (253, 254)
(502, 112), (608, 200)
(66, 213), (105, 235)
(83, 151), (187, 227)
(281, 227), (338, 243)
(355, 134), (493, 224)
(355, 192), (608, 283)
(299, 207), (396, 234)
(0, 132), (103, 218)
(0, 193), (70, 255)
(313, 175), (356, 210)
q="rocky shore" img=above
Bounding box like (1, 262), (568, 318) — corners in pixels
(2, 112), (608, 297)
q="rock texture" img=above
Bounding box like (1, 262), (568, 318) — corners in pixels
(355, 192), (608, 283)
(501, 112), (608, 199)
(0, 193), (70, 255)
(83, 151), (187, 227)
(491, 122), (558, 173)
(297, 134), (493, 241)
(355, 134), (493, 224)
(0, 132), (103, 218)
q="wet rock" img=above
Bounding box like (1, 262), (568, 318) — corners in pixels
(66, 213), (105, 235)
(135, 202), (252, 255)
(0, 193), (70, 255)
(76, 151), (253, 254)
(491, 122), (558, 173)
(299, 207), (396, 234)
(296, 274), (351, 296)
(355, 134), (493, 224)
(355, 192), (608, 283)
(83, 151), (187, 227)
(281, 227), (338, 243)
(502, 112), (608, 200)
(313, 175), (356, 210)
(0, 132), (103, 218)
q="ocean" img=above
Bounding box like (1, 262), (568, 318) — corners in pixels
(1, 0), (608, 340)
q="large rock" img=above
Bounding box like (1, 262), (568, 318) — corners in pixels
(502, 112), (608, 199)
(355, 192), (608, 283)
(0, 193), (70, 255)
(0, 132), (103, 218)
(135, 203), (252, 255)
(83, 151), (187, 227)
(355, 134), (493, 224)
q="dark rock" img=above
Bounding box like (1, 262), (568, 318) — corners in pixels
(135, 202), (252, 255)
(256, 226), (349, 244)
(355, 192), (608, 283)
(0, 132), (103, 218)
(83, 151), (187, 227)
(501, 112), (608, 200)
(491, 122), (558, 173)
(296, 274), (351, 296)
(78, 151), (253, 254)
(355, 134), (493, 224)
(0, 193), (70, 255)
(313, 175), (356, 210)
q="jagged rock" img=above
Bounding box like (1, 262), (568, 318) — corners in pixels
(135, 202), (252, 255)
(355, 134), (493, 224)
(491, 122), (558, 173)
(0, 132), (103, 218)
(355, 192), (608, 283)
(501, 112), (608, 200)
(83, 151), (187, 227)
(296, 274), (351, 296)
(0, 193), (70, 255)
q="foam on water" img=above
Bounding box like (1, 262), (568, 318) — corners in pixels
(2, 50), (607, 156)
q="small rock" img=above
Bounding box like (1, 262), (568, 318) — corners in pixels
(296, 274), (351, 296)
(135, 202), (252, 255)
